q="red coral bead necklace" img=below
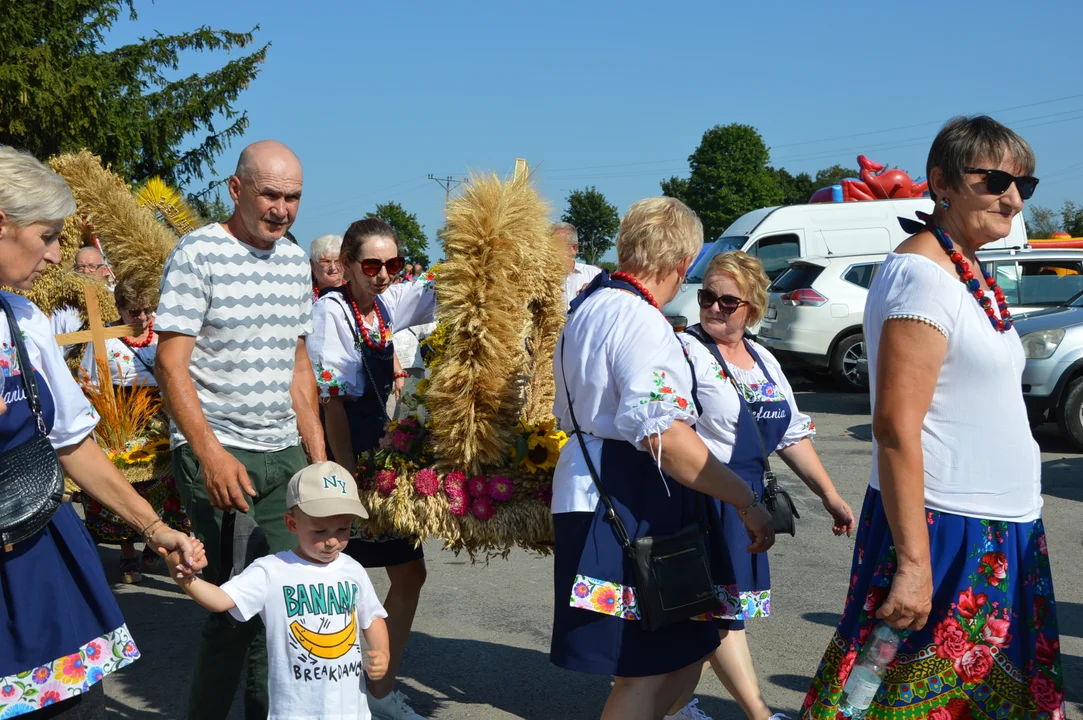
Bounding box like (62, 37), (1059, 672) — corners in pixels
(611, 272), (660, 310)
(345, 283), (390, 350)
(124, 319), (155, 348)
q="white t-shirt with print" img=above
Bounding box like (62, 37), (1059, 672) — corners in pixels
(221, 550), (388, 720)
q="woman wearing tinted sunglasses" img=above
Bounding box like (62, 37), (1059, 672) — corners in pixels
(305, 216), (434, 720)
(803, 117), (1064, 718)
(668, 251), (853, 720)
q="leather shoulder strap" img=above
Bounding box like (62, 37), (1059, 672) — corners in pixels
(0, 294), (45, 434)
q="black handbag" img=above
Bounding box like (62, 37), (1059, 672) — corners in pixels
(0, 294), (68, 551)
(687, 326), (800, 537)
(560, 338), (722, 631)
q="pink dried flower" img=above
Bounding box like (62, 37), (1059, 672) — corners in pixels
(471, 495), (495, 521)
(467, 475), (489, 498)
(375, 469), (398, 495)
(533, 483), (553, 505)
(448, 494), (468, 516)
(413, 468), (441, 497)
(489, 475), (514, 502)
(399, 417), (419, 430)
(390, 430), (412, 453)
(444, 471), (467, 497)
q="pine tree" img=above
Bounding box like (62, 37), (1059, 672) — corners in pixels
(0, 0), (267, 189)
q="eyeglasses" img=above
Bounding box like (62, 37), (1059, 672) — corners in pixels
(74, 263), (107, 272)
(123, 307), (153, 317)
(964, 168), (1039, 200)
(697, 289), (749, 313)
(358, 256), (406, 277)
(316, 258), (342, 268)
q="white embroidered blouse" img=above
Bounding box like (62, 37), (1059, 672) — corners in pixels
(678, 334), (815, 464)
(307, 279), (436, 400)
(0, 292), (99, 448)
(79, 334), (157, 387)
(552, 288), (699, 514)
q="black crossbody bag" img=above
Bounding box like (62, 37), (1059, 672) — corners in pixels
(0, 294), (69, 551)
(686, 326), (800, 537)
(560, 337), (722, 631)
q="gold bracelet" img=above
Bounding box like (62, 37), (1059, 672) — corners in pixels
(140, 518), (164, 544)
(737, 497), (761, 517)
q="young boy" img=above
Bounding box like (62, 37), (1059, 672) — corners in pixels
(165, 461), (391, 719)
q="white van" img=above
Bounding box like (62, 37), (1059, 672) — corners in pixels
(663, 197), (1029, 329)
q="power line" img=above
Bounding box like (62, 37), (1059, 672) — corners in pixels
(427, 174), (465, 205)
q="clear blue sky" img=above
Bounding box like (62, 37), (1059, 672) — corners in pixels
(108, 1), (1083, 261)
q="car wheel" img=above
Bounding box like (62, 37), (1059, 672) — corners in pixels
(1055, 377), (1083, 452)
(830, 333), (868, 392)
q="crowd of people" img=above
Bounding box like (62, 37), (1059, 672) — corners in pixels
(0, 114), (1066, 720)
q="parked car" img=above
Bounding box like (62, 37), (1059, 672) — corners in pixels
(1014, 294), (1083, 451)
(756, 253), (885, 391)
(662, 198), (1028, 330)
(979, 248), (1083, 313)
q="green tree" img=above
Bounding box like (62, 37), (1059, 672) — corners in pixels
(670, 124), (784, 242)
(772, 167), (815, 205)
(1061, 201), (1083, 237)
(1027, 205), (1060, 239)
(813, 165), (860, 189)
(0, 0), (266, 189)
(660, 176), (690, 204)
(368, 201), (429, 266)
(562, 186), (620, 266)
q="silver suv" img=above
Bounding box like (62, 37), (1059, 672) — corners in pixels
(1015, 294), (1083, 451)
(979, 248), (1083, 313)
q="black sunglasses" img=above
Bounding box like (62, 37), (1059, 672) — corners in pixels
(697, 289), (748, 313)
(964, 167), (1039, 200)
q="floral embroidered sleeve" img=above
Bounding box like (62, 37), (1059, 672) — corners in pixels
(306, 297), (362, 400)
(6, 297), (100, 448)
(611, 311), (698, 446)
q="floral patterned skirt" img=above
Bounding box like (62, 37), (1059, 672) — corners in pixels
(802, 487), (1065, 720)
(80, 475), (189, 544)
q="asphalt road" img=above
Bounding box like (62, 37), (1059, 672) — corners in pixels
(99, 382), (1082, 719)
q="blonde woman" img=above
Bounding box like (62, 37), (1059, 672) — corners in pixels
(550, 197), (775, 720)
(668, 252), (853, 720)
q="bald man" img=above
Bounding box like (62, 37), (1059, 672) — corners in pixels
(155, 140), (325, 719)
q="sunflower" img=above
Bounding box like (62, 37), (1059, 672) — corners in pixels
(145, 437), (171, 454)
(520, 423), (566, 474)
(121, 448), (155, 465)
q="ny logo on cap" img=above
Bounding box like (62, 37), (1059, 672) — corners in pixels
(322, 474), (348, 495)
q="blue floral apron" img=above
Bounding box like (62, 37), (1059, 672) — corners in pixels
(0, 356), (135, 713)
(690, 326), (792, 627)
(550, 273), (734, 677)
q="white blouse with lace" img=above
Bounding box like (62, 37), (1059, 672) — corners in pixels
(307, 279), (436, 400)
(865, 252), (1041, 522)
(552, 288), (699, 514)
(79, 335), (157, 387)
(678, 334), (815, 464)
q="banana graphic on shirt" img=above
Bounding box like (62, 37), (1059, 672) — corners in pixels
(290, 611), (358, 660)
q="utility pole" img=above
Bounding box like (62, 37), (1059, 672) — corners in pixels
(427, 174), (464, 205)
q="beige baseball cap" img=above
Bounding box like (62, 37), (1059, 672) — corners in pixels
(286, 462), (369, 520)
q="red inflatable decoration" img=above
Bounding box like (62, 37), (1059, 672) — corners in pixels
(808, 155), (928, 203)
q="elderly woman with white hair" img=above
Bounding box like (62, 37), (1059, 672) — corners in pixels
(0, 146), (205, 718)
(551, 196), (774, 720)
(309, 233), (345, 300)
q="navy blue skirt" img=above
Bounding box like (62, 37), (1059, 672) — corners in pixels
(550, 512), (720, 678)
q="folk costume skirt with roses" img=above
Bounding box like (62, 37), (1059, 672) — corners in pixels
(550, 437), (737, 678)
(802, 487), (1065, 720)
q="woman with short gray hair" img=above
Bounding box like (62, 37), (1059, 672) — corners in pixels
(802, 117), (1064, 718)
(309, 233), (344, 298)
(0, 146), (205, 718)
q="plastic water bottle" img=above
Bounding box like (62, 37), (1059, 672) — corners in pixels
(838, 623), (900, 718)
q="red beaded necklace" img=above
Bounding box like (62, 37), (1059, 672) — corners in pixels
(124, 319), (155, 348)
(921, 213), (1013, 332)
(344, 284), (391, 350)
(610, 272), (660, 310)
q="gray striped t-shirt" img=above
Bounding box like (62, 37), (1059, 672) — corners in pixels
(156, 223), (313, 452)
